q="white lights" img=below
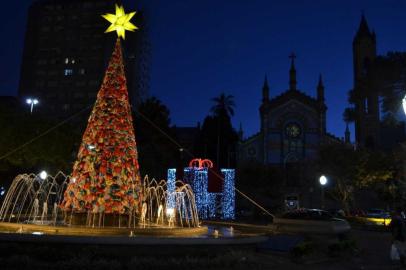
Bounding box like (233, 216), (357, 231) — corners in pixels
(166, 169), (176, 210)
(319, 175), (328, 209)
(26, 98), (39, 114)
(402, 94), (406, 116)
(221, 169), (235, 219)
(26, 98), (39, 105)
(87, 144), (96, 150)
(64, 69), (73, 76)
(176, 165), (236, 220)
(319, 175), (328, 186)
(39, 171), (48, 180)
(71, 177), (76, 184)
(166, 208), (175, 217)
(32, 232), (44, 235)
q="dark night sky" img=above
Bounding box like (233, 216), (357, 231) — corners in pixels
(1, 1), (406, 140)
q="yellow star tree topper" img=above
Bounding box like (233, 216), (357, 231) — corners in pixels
(102, 4), (138, 39)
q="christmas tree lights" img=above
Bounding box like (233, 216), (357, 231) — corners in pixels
(61, 38), (142, 215)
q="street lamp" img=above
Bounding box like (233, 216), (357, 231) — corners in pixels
(39, 170), (47, 180)
(319, 175), (328, 209)
(26, 98), (39, 114)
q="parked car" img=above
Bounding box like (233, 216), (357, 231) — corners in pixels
(365, 208), (390, 219)
(272, 208), (351, 235)
(281, 208), (333, 220)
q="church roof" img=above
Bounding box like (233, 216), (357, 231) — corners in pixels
(354, 14), (376, 41)
(239, 131), (261, 144)
(262, 89), (324, 112)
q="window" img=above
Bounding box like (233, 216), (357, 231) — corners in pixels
(79, 68), (85, 75)
(37, 59), (47, 65)
(89, 80), (98, 86)
(74, 92), (85, 98)
(64, 69), (73, 76)
(364, 98), (369, 114)
(65, 58), (76, 64)
(48, 81), (57, 87)
(40, 26), (50, 32)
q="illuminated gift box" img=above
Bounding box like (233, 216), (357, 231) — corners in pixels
(167, 159), (235, 220)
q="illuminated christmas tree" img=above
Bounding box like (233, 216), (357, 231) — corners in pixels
(61, 5), (141, 218)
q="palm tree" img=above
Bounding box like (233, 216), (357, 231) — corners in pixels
(343, 107), (356, 123)
(210, 93), (235, 166)
(210, 93), (235, 118)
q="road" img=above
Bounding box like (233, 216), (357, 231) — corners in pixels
(257, 229), (399, 269)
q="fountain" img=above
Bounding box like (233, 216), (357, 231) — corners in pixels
(0, 6), (205, 236)
(0, 5), (269, 244)
(0, 172), (204, 235)
(0, 172), (68, 225)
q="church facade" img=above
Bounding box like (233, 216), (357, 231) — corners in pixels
(237, 56), (346, 209)
(238, 56), (342, 166)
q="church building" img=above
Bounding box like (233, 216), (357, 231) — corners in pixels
(237, 55), (346, 209)
(352, 15), (405, 150)
(238, 55), (343, 167)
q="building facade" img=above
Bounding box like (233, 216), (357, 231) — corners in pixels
(238, 56), (340, 166)
(352, 15), (406, 150)
(352, 15), (380, 149)
(238, 56), (345, 209)
(18, 0), (149, 120)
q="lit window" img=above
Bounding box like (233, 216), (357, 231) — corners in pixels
(71, 59), (75, 64)
(64, 69), (73, 76)
(65, 58), (69, 64)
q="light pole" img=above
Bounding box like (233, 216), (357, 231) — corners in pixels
(319, 175), (328, 210)
(26, 98), (39, 114)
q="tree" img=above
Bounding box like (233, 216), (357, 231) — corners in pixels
(132, 97), (179, 179)
(195, 115), (238, 168)
(197, 93), (238, 168)
(344, 52), (406, 125)
(343, 107), (356, 124)
(236, 161), (285, 214)
(377, 143), (406, 207)
(368, 53), (406, 116)
(210, 93), (235, 117)
(61, 39), (142, 215)
(318, 143), (394, 213)
(0, 100), (80, 178)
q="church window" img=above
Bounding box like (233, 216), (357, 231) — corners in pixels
(285, 123), (301, 138)
(248, 147), (256, 156)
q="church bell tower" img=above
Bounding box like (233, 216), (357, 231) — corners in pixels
(353, 15), (380, 149)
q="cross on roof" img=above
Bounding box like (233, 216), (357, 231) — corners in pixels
(289, 52), (296, 61)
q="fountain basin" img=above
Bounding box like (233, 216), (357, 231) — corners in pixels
(0, 222), (208, 237)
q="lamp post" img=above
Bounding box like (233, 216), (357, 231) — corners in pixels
(319, 175), (328, 210)
(26, 98), (39, 114)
